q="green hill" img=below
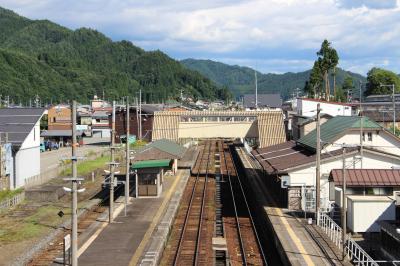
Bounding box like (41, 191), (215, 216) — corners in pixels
(181, 58), (367, 99)
(0, 7), (225, 104)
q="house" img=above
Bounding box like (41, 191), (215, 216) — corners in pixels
(252, 116), (400, 211)
(297, 116), (400, 156)
(291, 114), (332, 140)
(243, 94), (282, 109)
(92, 110), (111, 138)
(47, 105), (71, 130)
(0, 108), (45, 189)
(297, 98), (355, 117)
(113, 104), (164, 143)
(329, 169), (399, 233)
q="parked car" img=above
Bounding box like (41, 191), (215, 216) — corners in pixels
(40, 142), (46, 152)
(45, 141), (59, 151)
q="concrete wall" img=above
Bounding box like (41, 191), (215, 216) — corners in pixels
(178, 121), (258, 139)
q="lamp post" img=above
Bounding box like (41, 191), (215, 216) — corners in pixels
(380, 84), (396, 135)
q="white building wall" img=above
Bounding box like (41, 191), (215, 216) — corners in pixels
(287, 151), (400, 209)
(14, 120), (41, 188)
(347, 197), (395, 233)
(297, 99), (352, 117)
(324, 131), (400, 156)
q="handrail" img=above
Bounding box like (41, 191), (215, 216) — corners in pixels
(317, 211), (378, 266)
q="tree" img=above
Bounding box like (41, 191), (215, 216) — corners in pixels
(316, 40), (339, 101)
(365, 67), (400, 95)
(309, 60), (323, 98)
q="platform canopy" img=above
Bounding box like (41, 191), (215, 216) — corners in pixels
(131, 159), (171, 169)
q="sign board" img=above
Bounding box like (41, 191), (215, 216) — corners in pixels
(281, 175), (290, 188)
(64, 234), (71, 252)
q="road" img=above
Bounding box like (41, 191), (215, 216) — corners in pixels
(40, 138), (109, 174)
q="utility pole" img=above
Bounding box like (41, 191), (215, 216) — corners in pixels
(315, 103), (321, 215)
(63, 101), (83, 266)
(136, 97), (139, 139)
(380, 84), (396, 135)
(359, 81), (363, 169)
(392, 84), (396, 135)
(254, 70), (258, 110)
(109, 101), (116, 223)
(125, 97), (130, 216)
(341, 147), (347, 260)
(139, 89), (142, 140)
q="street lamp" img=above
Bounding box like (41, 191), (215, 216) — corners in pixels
(380, 84), (396, 135)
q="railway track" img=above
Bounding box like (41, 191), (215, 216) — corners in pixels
(163, 139), (267, 266)
(222, 141), (267, 266)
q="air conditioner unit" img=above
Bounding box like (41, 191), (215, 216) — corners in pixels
(394, 191), (400, 206)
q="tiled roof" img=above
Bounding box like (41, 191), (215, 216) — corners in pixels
(251, 140), (357, 174)
(297, 116), (382, 150)
(0, 108), (44, 147)
(329, 169), (400, 187)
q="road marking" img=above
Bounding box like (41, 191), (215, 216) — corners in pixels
(128, 170), (184, 266)
(77, 199), (125, 257)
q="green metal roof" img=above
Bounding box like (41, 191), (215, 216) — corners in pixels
(147, 139), (186, 158)
(297, 116), (382, 150)
(131, 159), (171, 169)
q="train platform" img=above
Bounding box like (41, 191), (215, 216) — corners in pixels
(236, 147), (353, 266)
(77, 169), (189, 266)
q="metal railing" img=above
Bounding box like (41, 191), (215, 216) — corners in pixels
(317, 211), (378, 266)
(0, 191), (25, 211)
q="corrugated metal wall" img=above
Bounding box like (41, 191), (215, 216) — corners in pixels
(152, 110), (286, 148)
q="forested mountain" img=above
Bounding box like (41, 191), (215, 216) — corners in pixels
(181, 58), (367, 99)
(0, 7), (226, 104)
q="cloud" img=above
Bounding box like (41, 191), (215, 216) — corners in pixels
(0, 0), (399, 74)
(335, 0), (398, 9)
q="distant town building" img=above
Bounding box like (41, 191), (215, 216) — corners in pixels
(297, 98), (354, 117)
(47, 105), (71, 130)
(243, 94), (282, 109)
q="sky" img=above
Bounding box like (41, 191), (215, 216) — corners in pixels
(0, 0), (399, 75)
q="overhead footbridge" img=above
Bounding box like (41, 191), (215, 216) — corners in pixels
(152, 110), (286, 148)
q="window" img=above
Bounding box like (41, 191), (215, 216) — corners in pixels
(368, 132), (372, 141)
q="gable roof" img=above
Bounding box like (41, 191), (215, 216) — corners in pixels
(329, 169), (400, 187)
(132, 159), (171, 169)
(0, 108), (44, 148)
(297, 116), (382, 151)
(251, 140), (358, 174)
(147, 139), (186, 158)
(243, 94), (282, 108)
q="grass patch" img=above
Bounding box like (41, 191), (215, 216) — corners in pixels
(0, 188), (23, 202)
(61, 154), (111, 176)
(0, 205), (68, 243)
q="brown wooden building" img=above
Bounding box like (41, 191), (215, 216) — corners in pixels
(113, 104), (163, 143)
(47, 105), (71, 130)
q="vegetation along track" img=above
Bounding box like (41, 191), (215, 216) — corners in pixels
(27, 183), (126, 266)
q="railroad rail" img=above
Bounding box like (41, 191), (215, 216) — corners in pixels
(222, 141), (267, 266)
(172, 140), (213, 265)
(163, 139), (267, 266)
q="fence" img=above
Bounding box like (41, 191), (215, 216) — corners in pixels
(317, 211), (378, 266)
(0, 191), (25, 211)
